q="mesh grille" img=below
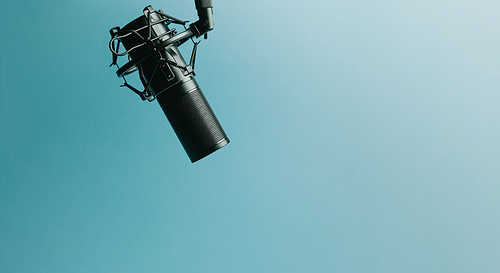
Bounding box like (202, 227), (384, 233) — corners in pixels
(161, 88), (228, 159)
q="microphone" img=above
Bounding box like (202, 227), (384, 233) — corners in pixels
(108, 2), (229, 163)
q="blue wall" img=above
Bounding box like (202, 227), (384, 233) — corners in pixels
(1, 0), (499, 272)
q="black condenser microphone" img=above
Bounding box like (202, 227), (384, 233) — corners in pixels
(108, 1), (229, 163)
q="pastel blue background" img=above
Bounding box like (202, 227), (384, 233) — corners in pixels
(1, 0), (499, 272)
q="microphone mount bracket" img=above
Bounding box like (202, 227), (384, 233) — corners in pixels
(109, 5), (209, 102)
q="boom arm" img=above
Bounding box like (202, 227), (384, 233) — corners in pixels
(190, 0), (214, 37)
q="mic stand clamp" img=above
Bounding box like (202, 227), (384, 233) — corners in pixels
(109, 4), (209, 102)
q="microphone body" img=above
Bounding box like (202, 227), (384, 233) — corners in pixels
(110, 5), (229, 163)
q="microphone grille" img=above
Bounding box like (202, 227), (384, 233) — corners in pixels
(161, 87), (229, 162)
